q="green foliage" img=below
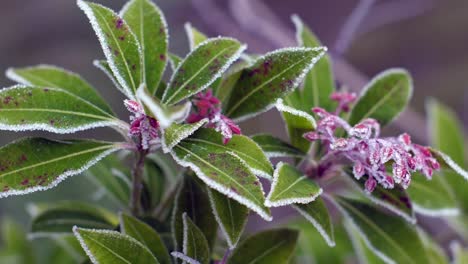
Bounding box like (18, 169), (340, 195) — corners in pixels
(251, 134), (305, 158)
(181, 213), (210, 264)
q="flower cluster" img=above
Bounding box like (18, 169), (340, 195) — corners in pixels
(124, 100), (160, 150)
(187, 89), (241, 144)
(304, 93), (440, 193)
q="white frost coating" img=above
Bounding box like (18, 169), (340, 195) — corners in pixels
(228, 151), (271, 180)
(77, 0), (142, 99)
(184, 22), (196, 51)
(162, 36), (247, 104)
(345, 175), (417, 224)
(291, 14), (304, 46)
(137, 85), (192, 128)
(161, 119), (208, 153)
(275, 98), (317, 128)
(412, 204), (459, 217)
(93, 60), (129, 98)
(206, 188), (242, 250)
(73, 226), (157, 264)
(265, 162), (322, 207)
(356, 68), (413, 124)
(231, 46), (327, 123)
(293, 204), (335, 247)
(436, 150), (468, 180)
(171, 252), (200, 264)
(182, 213), (190, 256)
(169, 149), (273, 221)
(0, 146), (119, 198)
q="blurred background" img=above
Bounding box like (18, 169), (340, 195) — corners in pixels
(0, 0), (467, 260)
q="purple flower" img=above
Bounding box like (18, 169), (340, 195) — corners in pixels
(304, 106), (440, 193)
(187, 90), (241, 144)
(124, 100), (160, 150)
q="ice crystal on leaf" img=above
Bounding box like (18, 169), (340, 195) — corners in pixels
(124, 99), (160, 150)
(187, 89), (241, 144)
(304, 93), (439, 193)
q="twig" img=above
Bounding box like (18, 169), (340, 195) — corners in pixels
(130, 149), (147, 215)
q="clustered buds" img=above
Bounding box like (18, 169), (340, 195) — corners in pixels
(187, 89), (241, 144)
(330, 91), (357, 114)
(124, 100), (160, 150)
(304, 94), (439, 193)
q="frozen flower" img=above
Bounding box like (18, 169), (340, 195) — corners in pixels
(124, 100), (160, 150)
(330, 91), (357, 114)
(304, 107), (440, 192)
(187, 89), (241, 144)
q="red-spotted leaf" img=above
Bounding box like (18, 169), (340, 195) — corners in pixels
(161, 119), (208, 152)
(0, 138), (121, 198)
(120, 0), (168, 94)
(78, 0), (142, 99)
(224, 47), (326, 122)
(162, 38), (245, 105)
(6, 65), (114, 115)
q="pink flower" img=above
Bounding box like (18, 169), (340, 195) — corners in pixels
(124, 100), (160, 150)
(187, 90), (241, 144)
(330, 91), (357, 114)
(304, 107), (440, 192)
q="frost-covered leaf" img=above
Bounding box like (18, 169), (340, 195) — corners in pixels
(171, 136), (272, 221)
(78, 0), (142, 99)
(349, 69), (413, 126)
(170, 252), (199, 264)
(228, 229), (299, 264)
(162, 119), (208, 152)
(215, 62), (248, 106)
(177, 128), (273, 178)
(293, 196), (334, 247)
(417, 229), (448, 264)
(349, 175), (416, 224)
(345, 221), (387, 264)
(73, 227), (158, 263)
(265, 162), (321, 207)
(162, 38), (245, 105)
(169, 53), (183, 71)
(6, 65), (113, 115)
(407, 173), (458, 216)
(207, 188), (249, 249)
(30, 201), (118, 236)
(0, 85), (125, 133)
(451, 242), (468, 264)
(224, 47), (326, 122)
(121, 0), (168, 94)
(120, 213), (171, 264)
(93, 60), (126, 95)
(0, 138), (120, 198)
(182, 213), (210, 264)
(172, 175), (217, 252)
(334, 196), (429, 264)
(86, 153), (131, 206)
(0, 218), (35, 264)
(137, 85), (191, 128)
(185, 23), (207, 51)
(291, 14), (335, 112)
(251, 134), (305, 158)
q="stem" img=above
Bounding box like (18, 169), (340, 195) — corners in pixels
(220, 249), (231, 264)
(130, 149), (147, 216)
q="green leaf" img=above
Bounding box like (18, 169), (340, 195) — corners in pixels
(172, 175), (217, 252)
(168, 53), (182, 71)
(293, 196), (334, 247)
(6, 65), (114, 115)
(0, 218), (35, 264)
(451, 242), (468, 264)
(224, 47), (326, 121)
(0, 85), (125, 133)
(93, 59), (127, 95)
(207, 188), (249, 249)
(120, 0), (168, 94)
(265, 162), (321, 207)
(86, 153), (131, 206)
(334, 196), (429, 264)
(349, 69), (413, 126)
(344, 221), (386, 264)
(181, 213), (210, 264)
(78, 0), (142, 99)
(73, 227), (159, 263)
(417, 229), (449, 264)
(215, 62), (248, 106)
(162, 119), (208, 152)
(30, 201), (118, 236)
(251, 134), (305, 158)
(171, 134), (272, 220)
(228, 229), (299, 264)
(185, 22), (208, 50)
(120, 213), (171, 264)
(162, 38), (245, 105)
(137, 85), (191, 128)
(0, 138), (120, 198)
(407, 173), (459, 216)
(349, 174), (416, 224)
(291, 14), (335, 112)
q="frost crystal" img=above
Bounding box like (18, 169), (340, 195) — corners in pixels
(187, 89), (241, 144)
(304, 106), (440, 192)
(124, 100), (159, 150)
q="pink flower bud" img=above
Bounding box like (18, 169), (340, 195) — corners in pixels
(124, 99), (142, 114)
(399, 133), (412, 145)
(380, 146), (394, 163)
(350, 123), (370, 139)
(331, 138), (350, 150)
(382, 175), (395, 189)
(365, 177), (377, 193)
(353, 162), (365, 179)
(303, 131), (320, 141)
